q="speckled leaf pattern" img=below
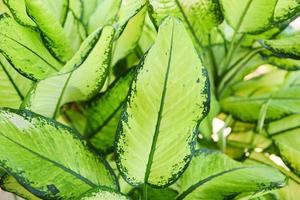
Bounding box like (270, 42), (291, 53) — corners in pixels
(64, 69), (135, 154)
(0, 55), (32, 108)
(261, 34), (300, 59)
(24, 26), (115, 118)
(84, 69), (134, 152)
(220, 0), (277, 33)
(112, 6), (146, 66)
(116, 0), (147, 33)
(77, 186), (129, 200)
(175, 149), (286, 200)
(2, 0), (36, 27)
(25, 0), (73, 63)
(268, 114), (300, 177)
(0, 173), (41, 200)
(149, 0), (223, 47)
(274, 0), (300, 23)
(0, 108), (117, 199)
(0, 14), (63, 80)
(115, 17), (209, 187)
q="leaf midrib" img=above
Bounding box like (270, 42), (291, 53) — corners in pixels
(0, 61), (24, 100)
(0, 32), (60, 72)
(144, 22), (175, 183)
(0, 131), (97, 187)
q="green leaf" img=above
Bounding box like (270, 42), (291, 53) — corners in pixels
(86, 69), (135, 152)
(267, 114), (300, 176)
(2, 0), (36, 27)
(115, 17), (209, 187)
(175, 149), (286, 200)
(149, 0), (223, 48)
(24, 26), (115, 118)
(65, 69), (135, 153)
(0, 55), (32, 108)
(220, 70), (300, 122)
(274, 0), (300, 24)
(0, 173), (41, 200)
(0, 108), (118, 199)
(25, 0), (74, 63)
(220, 0), (277, 33)
(116, 0), (147, 33)
(81, 0), (97, 25)
(0, 14), (63, 80)
(112, 6), (146, 66)
(261, 34), (300, 59)
(129, 187), (178, 200)
(88, 0), (121, 34)
(77, 186), (129, 200)
(41, 0), (69, 25)
(263, 54), (300, 71)
(278, 179), (300, 200)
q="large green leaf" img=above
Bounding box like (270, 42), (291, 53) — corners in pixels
(149, 0), (223, 48)
(0, 108), (118, 199)
(24, 26), (115, 118)
(0, 14), (63, 80)
(220, 0), (277, 33)
(175, 149), (286, 200)
(2, 0), (36, 27)
(25, 0), (73, 63)
(0, 173), (41, 200)
(220, 70), (300, 122)
(267, 114), (300, 176)
(274, 0), (300, 23)
(115, 17), (209, 187)
(0, 55), (32, 108)
(261, 34), (300, 59)
(77, 186), (129, 200)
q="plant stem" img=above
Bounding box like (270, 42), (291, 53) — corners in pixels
(218, 48), (263, 98)
(143, 184), (148, 200)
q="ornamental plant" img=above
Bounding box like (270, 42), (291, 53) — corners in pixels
(0, 0), (300, 199)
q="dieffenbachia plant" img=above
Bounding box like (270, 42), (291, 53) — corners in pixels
(0, 0), (300, 199)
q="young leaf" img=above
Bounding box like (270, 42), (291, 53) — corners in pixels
(77, 186), (129, 200)
(261, 34), (300, 59)
(0, 173), (41, 200)
(263, 55), (300, 71)
(24, 26), (115, 118)
(0, 55), (32, 108)
(220, 69), (300, 122)
(2, 0), (36, 27)
(115, 17), (209, 187)
(112, 6), (146, 66)
(25, 0), (74, 63)
(175, 149), (286, 200)
(0, 14), (63, 80)
(267, 114), (300, 176)
(220, 0), (277, 33)
(274, 0), (300, 24)
(88, 0), (121, 34)
(41, 0), (69, 25)
(0, 108), (118, 199)
(149, 0), (223, 48)
(67, 69), (135, 153)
